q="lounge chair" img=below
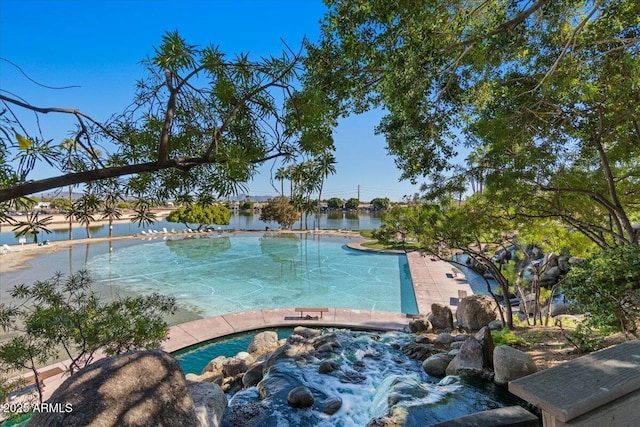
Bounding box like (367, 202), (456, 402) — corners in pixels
(2, 244), (11, 253)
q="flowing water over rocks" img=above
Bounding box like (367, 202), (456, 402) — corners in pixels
(196, 327), (516, 427)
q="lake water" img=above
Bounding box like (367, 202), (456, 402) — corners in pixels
(0, 212), (383, 245)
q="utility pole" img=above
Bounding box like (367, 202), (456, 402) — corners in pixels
(357, 184), (360, 201)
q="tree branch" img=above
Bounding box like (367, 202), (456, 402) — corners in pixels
(0, 150), (291, 202)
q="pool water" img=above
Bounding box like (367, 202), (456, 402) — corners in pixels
(86, 233), (418, 317)
(175, 328), (294, 374)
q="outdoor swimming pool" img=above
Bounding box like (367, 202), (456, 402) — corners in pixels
(85, 233), (418, 317)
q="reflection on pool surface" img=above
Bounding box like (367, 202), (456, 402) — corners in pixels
(86, 233), (417, 317)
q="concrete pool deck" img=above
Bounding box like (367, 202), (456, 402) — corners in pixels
(6, 239), (474, 404)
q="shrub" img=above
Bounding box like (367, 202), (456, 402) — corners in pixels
(562, 244), (640, 337)
(491, 328), (527, 347)
(0, 271), (176, 403)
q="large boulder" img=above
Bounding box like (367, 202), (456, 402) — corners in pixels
(456, 295), (499, 331)
(188, 381), (227, 427)
(422, 353), (454, 377)
(428, 303), (454, 332)
(493, 345), (537, 386)
(446, 337), (484, 378)
(247, 331), (279, 355)
(474, 326), (495, 369)
(28, 350), (198, 427)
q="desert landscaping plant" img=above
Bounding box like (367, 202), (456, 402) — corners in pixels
(0, 270), (177, 403)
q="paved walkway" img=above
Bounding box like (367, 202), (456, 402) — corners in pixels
(12, 243), (475, 403)
(406, 251), (474, 315)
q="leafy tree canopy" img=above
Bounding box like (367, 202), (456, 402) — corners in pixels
(327, 197), (344, 209)
(166, 203), (231, 230)
(0, 31), (335, 210)
(563, 244), (640, 337)
(345, 197), (359, 210)
(259, 196), (298, 229)
(307, 0), (640, 247)
(370, 197), (390, 211)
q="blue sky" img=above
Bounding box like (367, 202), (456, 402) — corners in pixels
(0, 0), (421, 202)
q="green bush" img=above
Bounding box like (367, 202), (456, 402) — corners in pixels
(491, 328), (527, 347)
(562, 244), (640, 337)
(0, 271), (176, 404)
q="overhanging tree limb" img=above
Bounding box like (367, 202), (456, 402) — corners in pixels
(0, 151), (290, 202)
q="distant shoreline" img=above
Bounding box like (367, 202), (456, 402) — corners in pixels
(0, 215), (362, 274)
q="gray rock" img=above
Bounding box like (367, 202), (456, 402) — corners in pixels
(247, 331), (280, 355)
(434, 332), (455, 345)
(543, 303), (570, 317)
(293, 326), (322, 339)
(339, 370), (367, 384)
(287, 386), (315, 409)
(545, 252), (558, 268)
(402, 342), (440, 361)
(316, 343), (334, 353)
(474, 326), (495, 369)
(257, 367), (301, 401)
(221, 402), (267, 426)
(493, 345), (537, 386)
(318, 360), (340, 374)
(447, 337), (485, 378)
(322, 397), (343, 415)
(28, 350), (198, 427)
(428, 303), (454, 332)
(186, 371), (220, 383)
(519, 293), (547, 315)
(408, 317), (430, 333)
(422, 353), (454, 377)
(235, 351), (252, 361)
(265, 342), (314, 370)
(488, 320), (503, 330)
(242, 362), (265, 388)
(449, 341), (464, 350)
(188, 381), (227, 427)
(220, 374), (244, 394)
(223, 358), (248, 377)
(311, 333), (342, 350)
(366, 416), (400, 427)
(545, 265), (561, 278)
(414, 335), (432, 344)
(202, 355), (227, 376)
(456, 295), (499, 331)
(558, 255), (570, 272)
